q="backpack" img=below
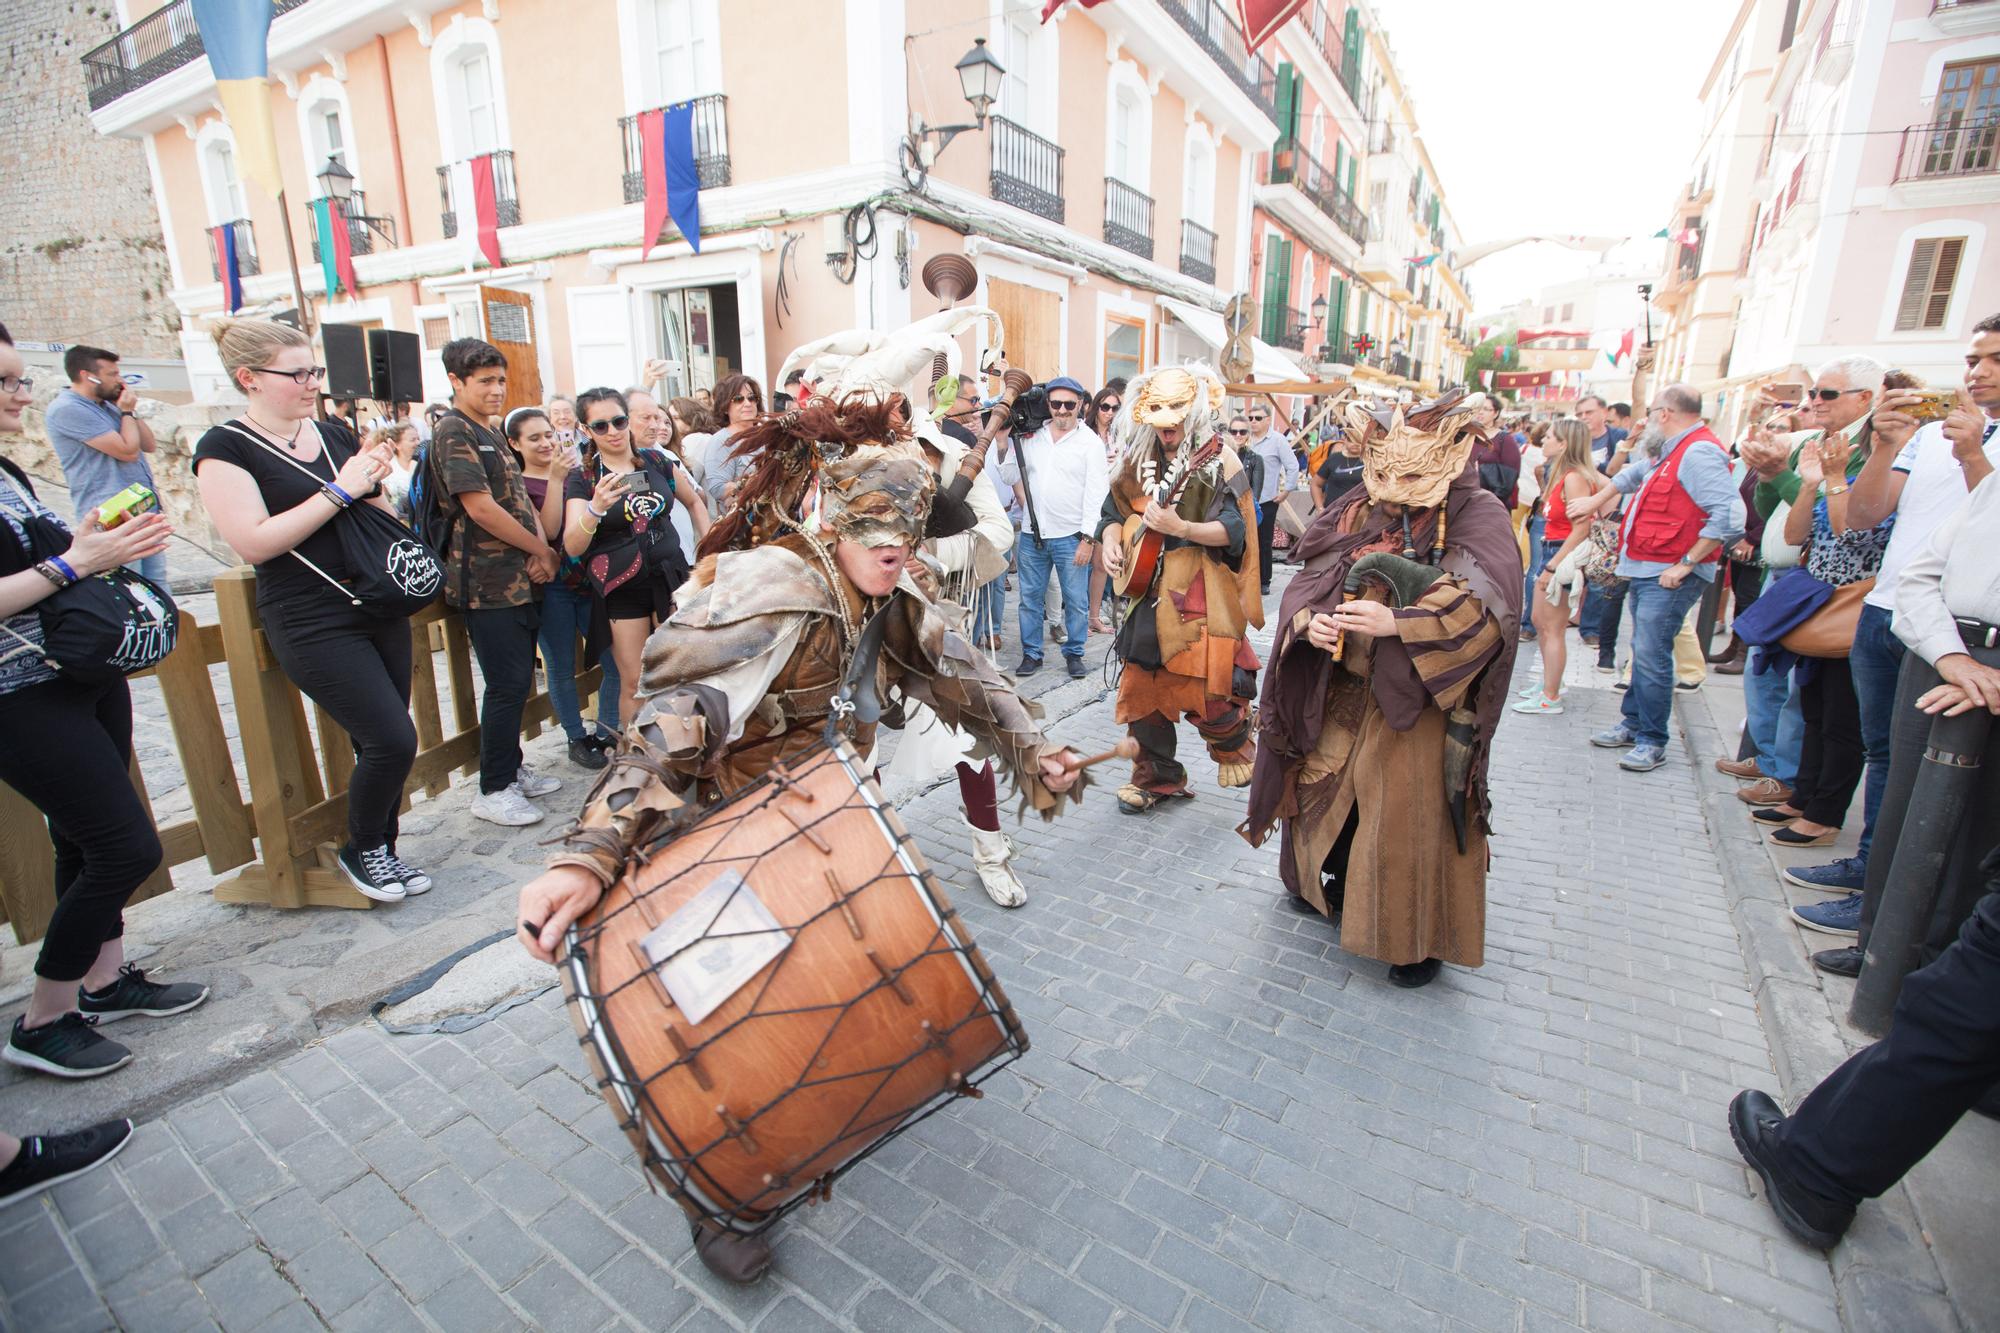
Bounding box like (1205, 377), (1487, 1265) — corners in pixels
(408, 438), (456, 556)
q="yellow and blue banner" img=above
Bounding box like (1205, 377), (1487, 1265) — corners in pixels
(191, 0), (283, 200)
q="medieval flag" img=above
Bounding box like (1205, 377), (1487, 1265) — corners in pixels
(469, 153), (505, 268)
(638, 104), (703, 259)
(210, 225), (245, 312)
(1237, 0), (1312, 49)
(308, 198), (358, 299)
(190, 0), (282, 200)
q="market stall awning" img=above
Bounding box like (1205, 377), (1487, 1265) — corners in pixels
(1157, 297), (1311, 385)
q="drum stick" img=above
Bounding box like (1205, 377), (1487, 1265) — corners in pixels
(1071, 738), (1140, 770)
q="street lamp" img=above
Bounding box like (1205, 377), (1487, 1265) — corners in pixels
(1310, 293), (1329, 328)
(899, 39), (1006, 188)
(316, 156), (356, 214)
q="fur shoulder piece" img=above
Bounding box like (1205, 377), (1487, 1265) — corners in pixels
(670, 545), (842, 628)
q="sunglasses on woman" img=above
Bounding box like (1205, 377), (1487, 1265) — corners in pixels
(1227, 428), (1249, 436)
(732, 393), (760, 405)
(587, 415), (631, 433)
(1098, 401), (1121, 414)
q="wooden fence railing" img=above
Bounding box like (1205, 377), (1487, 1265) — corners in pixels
(0, 567), (605, 942)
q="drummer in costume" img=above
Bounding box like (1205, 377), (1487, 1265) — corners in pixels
(775, 309), (1033, 906)
(516, 393), (1086, 1282)
(1241, 391), (1522, 989)
(1097, 364), (1264, 814)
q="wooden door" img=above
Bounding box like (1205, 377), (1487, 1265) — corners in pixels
(478, 285), (541, 413)
(984, 277), (1060, 384)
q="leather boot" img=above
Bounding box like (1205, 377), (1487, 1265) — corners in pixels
(692, 1221), (772, 1283)
(968, 821), (1027, 907)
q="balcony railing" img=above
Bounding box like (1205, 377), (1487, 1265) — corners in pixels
(1155, 0), (1278, 121)
(437, 151), (521, 239)
(1390, 351), (1411, 380)
(1263, 303), (1306, 351)
(990, 115), (1064, 223)
(1306, 2), (1365, 108)
(307, 189), (396, 261)
(1894, 116), (2000, 182)
(618, 95), (732, 204)
(1180, 219), (1218, 284)
(1103, 177), (1154, 259)
(1676, 224), (1706, 280)
(1267, 138), (1368, 246)
(209, 219), (259, 280)
(81, 0), (312, 110)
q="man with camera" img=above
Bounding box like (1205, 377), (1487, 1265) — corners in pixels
(1000, 376), (1107, 680)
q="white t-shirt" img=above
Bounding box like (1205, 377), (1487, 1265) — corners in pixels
(1865, 417), (2000, 609)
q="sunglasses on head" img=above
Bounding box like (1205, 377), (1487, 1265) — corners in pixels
(1809, 388), (1866, 402)
(587, 415), (630, 433)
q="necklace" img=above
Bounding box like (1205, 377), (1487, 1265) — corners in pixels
(243, 414), (311, 456)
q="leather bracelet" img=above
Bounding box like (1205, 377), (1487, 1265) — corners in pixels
(320, 483), (354, 509)
(35, 557), (77, 588)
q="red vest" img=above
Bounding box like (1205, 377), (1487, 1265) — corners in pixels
(1620, 426), (1727, 565)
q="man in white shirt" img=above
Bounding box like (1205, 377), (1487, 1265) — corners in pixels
(1242, 404), (1298, 593)
(1002, 377), (1107, 678)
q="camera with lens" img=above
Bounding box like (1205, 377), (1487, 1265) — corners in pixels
(1009, 383), (1052, 437)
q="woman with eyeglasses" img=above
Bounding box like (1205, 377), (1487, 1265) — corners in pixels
(1085, 381), (1126, 633)
(193, 317), (428, 904)
(699, 373), (766, 514)
(510, 407), (620, 770)
(565, 388), (697, 734)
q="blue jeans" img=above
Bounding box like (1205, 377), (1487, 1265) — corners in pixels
(1849, 602), (1906, 862)
(1743, 653), (1800, 786)
(537, 581), (620, 742)
(1016, 532), (1088, 661)
(1520, 514), (1547, 631)
(134, 551), (168, 586)
(971, 574), (1006, 643)
(1618, 575), (1705, 749)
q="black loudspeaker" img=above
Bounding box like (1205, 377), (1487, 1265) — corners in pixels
(368, 328), (423, 404)
(322, 324), (371, 400)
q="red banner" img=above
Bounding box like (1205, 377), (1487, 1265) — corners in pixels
(1516, 329), (1590, 345)
(1238, 0), (1311, 49)
(470, 153), (503, 269)
(1494, 371), (1552, 389)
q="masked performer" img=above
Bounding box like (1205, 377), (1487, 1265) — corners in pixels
(775, 311), (1031, 905)
(515, 396), (1085, 1281)
(1097, 364), (1264, 814)
(1241, 391), (1521, 989)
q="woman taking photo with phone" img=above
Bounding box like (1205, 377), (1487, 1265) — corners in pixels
(193, 317), (426, 904)
(509, 407), (620, 770)
(0, 323), (209, 1080)
(565, 388), (700, 733)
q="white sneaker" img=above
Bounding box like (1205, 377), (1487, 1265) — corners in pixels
(471, 787), (544, 826)
(385, 851), (432, 895)
(513, 764), (563, 799)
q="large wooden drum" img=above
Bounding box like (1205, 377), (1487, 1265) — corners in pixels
(559, 737), (1029, 1235)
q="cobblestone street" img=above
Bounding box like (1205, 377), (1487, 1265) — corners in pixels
(0, 578), (1870, 1333)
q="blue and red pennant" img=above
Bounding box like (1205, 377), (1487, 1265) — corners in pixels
(210, 224), (245, 312)
(639, 102), (703, 260)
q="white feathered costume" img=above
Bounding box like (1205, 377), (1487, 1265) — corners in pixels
(781, 307), (1029, 905)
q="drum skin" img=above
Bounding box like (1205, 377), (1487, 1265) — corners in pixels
(561, 740), (1027, 1231)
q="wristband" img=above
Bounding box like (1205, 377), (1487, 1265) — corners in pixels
(1827, 483), (1849, 496)
(35, 557), (78, 588)
(321, 483), (354, 509)
(587, 503), (608, 520)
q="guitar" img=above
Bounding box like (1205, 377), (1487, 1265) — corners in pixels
(1112, 438), (1223, 598)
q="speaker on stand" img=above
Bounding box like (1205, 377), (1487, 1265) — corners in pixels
(322, 324), (372, 402)
(368, 328), (423, 406)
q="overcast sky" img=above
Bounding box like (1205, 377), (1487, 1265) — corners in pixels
(1367, 0), (1745, 314)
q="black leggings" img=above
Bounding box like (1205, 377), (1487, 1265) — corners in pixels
(0, 676), (162, 980)
(1795, 657), (1865, 829)
(262, 597), (416, 850)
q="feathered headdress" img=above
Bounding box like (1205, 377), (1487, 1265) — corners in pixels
(777, 306), (1002, 454)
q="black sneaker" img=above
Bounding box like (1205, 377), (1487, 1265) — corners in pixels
(0, 1119), (133, 1209)
(1812, 946), (1863, 979)
(568, 736), (609, 771)
(336, 845), (406, 903)
(1016, 655), (1043, 676)
(383, 850), (432, 896)
(78, 965), (209, 1023)
(1065, 656), (1087, 680)
(3, 1015), (133, 1079)
(1727, 1090), (1854, 1249)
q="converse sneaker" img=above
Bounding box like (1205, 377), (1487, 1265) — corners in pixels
(513, 765), (563, 799)
(77, 965), (209, 1023)
(384, 850), (432, 896)
(336, 845), (407, 902)
(0, 1119), (133, 1209)
(472, 786), (544, 826)
(3, 1014), (133, 1079)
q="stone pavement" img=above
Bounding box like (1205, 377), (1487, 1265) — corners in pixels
(0, 571), (1865, 1332)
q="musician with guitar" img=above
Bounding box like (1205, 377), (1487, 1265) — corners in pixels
(1096, 365), (1264, 815)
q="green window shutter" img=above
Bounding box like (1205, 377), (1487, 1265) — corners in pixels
(1279, 237), (1294, 310)
(1262, 241), (1287, 342)
(1330, 276), (1350, 354)
(1274, 62), (1297, 147)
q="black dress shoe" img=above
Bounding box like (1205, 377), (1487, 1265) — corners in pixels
(1812, 946), (1863, 979)
(1726, 1090), (1854, 1250)
(692, 1220), (772, 1283)
(1065, 656), (1087, 679)
(1386, 958), (1442, 988)
(1751, 807), (1796, 825)
(1016, 655), (1043, 676)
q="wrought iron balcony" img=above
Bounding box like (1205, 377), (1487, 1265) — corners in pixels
(1155, 0), (1278, 121)
(618, 95), (732, 204)
(308, 190), (396, 260)
(1104, 177), (1154, 259)
(1390, 351), (1412, 380)
(1305, 2), (1365, 109)
(1894, 116), (2000, 182)
(990, 116), (1064, 223)
(81, 0), (312, 110)
(1180, 219), (1218, 284)
(437, 150), (521, 239)
(209, 219), (259, 279)
(1263, 303), (1306, 351)
(1267, 138), (1367, 246)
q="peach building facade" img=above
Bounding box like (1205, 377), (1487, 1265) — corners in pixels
(82, 0), (1473, 407)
